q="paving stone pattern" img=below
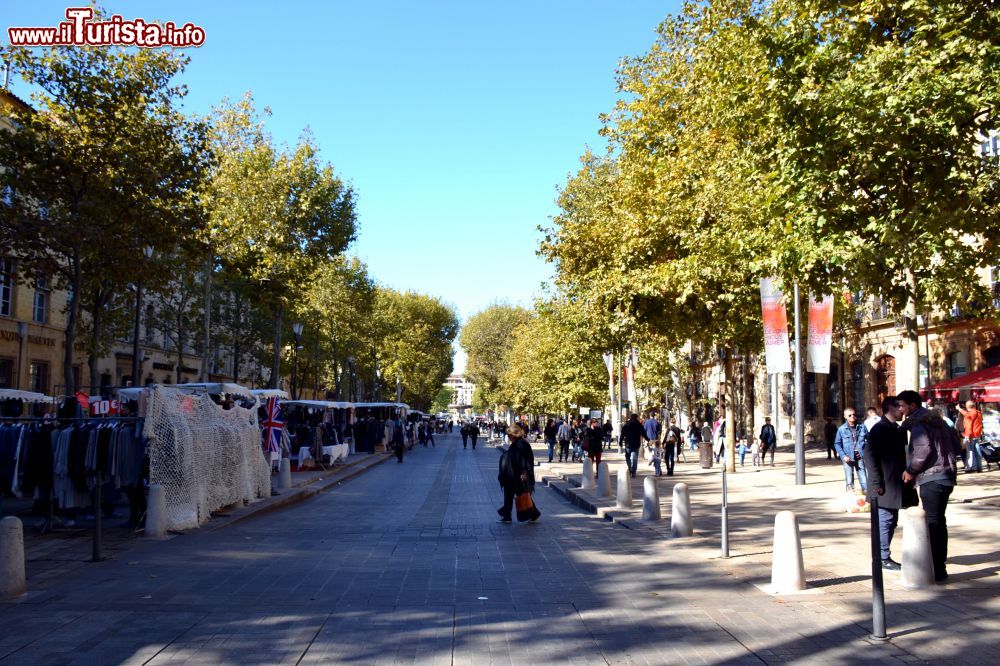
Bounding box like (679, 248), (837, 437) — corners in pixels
(0, 433), (997, 664)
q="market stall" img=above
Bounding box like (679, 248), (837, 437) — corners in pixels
(351, 402), (409, 453)
(280, 399), (353, 466)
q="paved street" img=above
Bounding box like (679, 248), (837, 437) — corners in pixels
(1, 432), (998, 665)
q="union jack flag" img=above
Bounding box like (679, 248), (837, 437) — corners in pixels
(261, 396), (284, 454)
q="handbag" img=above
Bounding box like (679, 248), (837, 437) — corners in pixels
(515, 492), (541, 522)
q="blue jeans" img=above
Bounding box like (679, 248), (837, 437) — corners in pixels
(966, 438), (982, 471)
(627, 448), (639, 476)
(877, 505), (898, 560)
(573, 441), (582, 460)
(546, 439), (555, 461)
(652, 458), (661, 475)
(842, 458), (867, 491)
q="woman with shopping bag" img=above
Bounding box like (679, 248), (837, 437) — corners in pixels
(496, 423), (541, 523)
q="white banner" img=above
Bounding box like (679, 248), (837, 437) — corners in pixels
(807, 293), (834, 374)
(759, 277), (792, 374)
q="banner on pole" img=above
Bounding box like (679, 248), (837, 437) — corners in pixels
(626, 347), (638, 408)
(807, 293), (834, 374)
(759, 277), (792, 374)
(602, 352), (614, 377)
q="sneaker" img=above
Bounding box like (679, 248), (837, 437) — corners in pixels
(881, 558), (901, 571)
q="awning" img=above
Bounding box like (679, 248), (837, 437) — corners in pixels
(281, 400), (354, 410)
(921, 364), (1000, 403)
(0, 389), (55, 403)
(250, 389), (289, 399)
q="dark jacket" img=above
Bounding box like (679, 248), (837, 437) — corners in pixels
(543, 422), (558, 443)
(619, 418), (648, 450)
(863, 417), (918, 510)
(759, 423), (776, 446)
(498, 437), (535, 492)
(902, 406), (961, 486)
(585, 426), (603, 453)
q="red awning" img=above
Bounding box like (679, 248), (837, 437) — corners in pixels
(921, 364), (1000, 403)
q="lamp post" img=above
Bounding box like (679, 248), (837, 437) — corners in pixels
(346, 356), (355, 402)
(131, 246), (154, 387)
(291, 322), (303, 400)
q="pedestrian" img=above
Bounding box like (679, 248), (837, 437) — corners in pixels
(543, 418), (557, 463)
(648, 440), (663, 476)
(738, 438), (748, 466)
(643, 412), (662, 451)
(391, 417), (405, 463)
(602, 419), (613, 451)
(714, 419), (726, 463)
(661, 428), (677, 475)
(688, 423), (700, 452)
(619, 413), (648, 478)
(956, 400), (984, 473)
(834, 408), (869, 492)
(556, 418), (572, 462)
(460, 423), (469, 449)
(586, 419), (603, 478)
(427, 424), (435, 447)
(759, 417), (777, 466)
(864, 406), (880, 431)
(701, 421), (713, 451)
(496, 424), (539, 523)
(469, 421), (480, 449)
(863, 395), (918, 571)
(824, 418), (838, 460)
(571, 418), (584, 462)
(899, 389), (962, 583)
(751, 438), (761, 467)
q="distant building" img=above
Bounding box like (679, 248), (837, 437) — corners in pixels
(445, 374), (475, 413)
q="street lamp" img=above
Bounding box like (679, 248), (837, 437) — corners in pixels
(131, 246), (154, 387)
(346, 356), (355, 402)
(291, 322), (303, 400)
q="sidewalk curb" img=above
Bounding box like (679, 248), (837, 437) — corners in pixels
(539, 464), (665, 536)
(202, 453), (394, 534)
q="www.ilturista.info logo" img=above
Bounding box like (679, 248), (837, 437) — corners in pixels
(7, 7), (205, 48)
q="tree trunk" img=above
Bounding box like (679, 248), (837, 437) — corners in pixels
(903, 268), (920, 390)
(176, 314), (184, 384)
(270, 305), (283, 389)
(87, 285), (105, 394)
(199, 254), (212, 381)
(744, 351), (755, 449)
(724, 349), (736, 472)
(231, 292), (242, 383)
(64, 247), (82, 397)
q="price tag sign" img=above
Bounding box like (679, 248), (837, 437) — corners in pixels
(91, 399), (120, 416)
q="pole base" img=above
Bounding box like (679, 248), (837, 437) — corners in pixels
(868, 634), (890, 643)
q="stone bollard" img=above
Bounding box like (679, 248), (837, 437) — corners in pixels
(0, 516), (26, 599)
(596, 462), (611, 498)
(770, 511), (806, 593)
(277, 458), (292, 490)
(671, 482), (693, 537)
(581, 459), (595, 490)
(616, 463), (633, 509)
(146, 483), (168, 538)
(642, 476), (661, 521)
(349, 437), (356, 455)
(901, 506), (934, 589)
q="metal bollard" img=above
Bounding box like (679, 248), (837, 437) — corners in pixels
(721, 468), (729, 557)
(869, 496), (888, 640)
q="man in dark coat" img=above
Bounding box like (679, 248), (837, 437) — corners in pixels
(619, 413), (649, 478)
(824, 418), (839, 460)
(469, 422), (480, 449)
(497, 424), (539, 522)
(460, 423), (469, 449)
(863, 396), (918, 570)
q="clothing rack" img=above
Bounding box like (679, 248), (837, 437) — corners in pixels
(1, 417), (147, 561)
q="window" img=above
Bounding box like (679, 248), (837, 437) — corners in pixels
(0, 259), (12, 317)
(825, 363), (840, 418)
(948, 351), (967, 379)
(28, 361), (48, 394)
(919, 355), (929, 388)
(986, 346), (1000, 368)
(851, 361), (865, 416)
(806, 372), (817, 418)
(0, 358), (13, 388)
(33, 274), (49, 323)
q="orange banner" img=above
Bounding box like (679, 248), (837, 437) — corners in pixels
(807, 293), (834, 374)
(760, 277), (791, 374)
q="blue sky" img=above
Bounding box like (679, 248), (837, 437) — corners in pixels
(3, 1), (678, 370)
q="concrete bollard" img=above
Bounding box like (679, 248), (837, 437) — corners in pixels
(0, 516), (26, 599)
(642, 476), (661, 521)
(146, 483), (168, 538)
(671, 482), (693, 537)
(901, 506), (934, 589)
(277, 458), (292, 490)
(770, 511), (806, 593)
(349, 437), (356, 455)
(596, 462), (611, 498)
(581, 459), (595, 490)
(616, 462), (633, 509)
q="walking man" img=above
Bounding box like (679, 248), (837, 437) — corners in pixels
(543, 418), (557, 463)
(469, 421), (480, 449)
(834, 408), (869, 492)
(620, 413), (648, 478)
(556, 418), (573, 462)
(863, 396), (917, 571)
(824, 418), (838, 460)
(461, 423), (469, 449)
(899, 390), (961, 583)
(957, 400), (984, 472)
(759, 417), (777, 466)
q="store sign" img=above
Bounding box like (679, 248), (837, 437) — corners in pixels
(91, 398), (120, 416)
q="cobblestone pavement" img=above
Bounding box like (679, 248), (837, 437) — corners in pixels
(1, 433), (997, 664)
